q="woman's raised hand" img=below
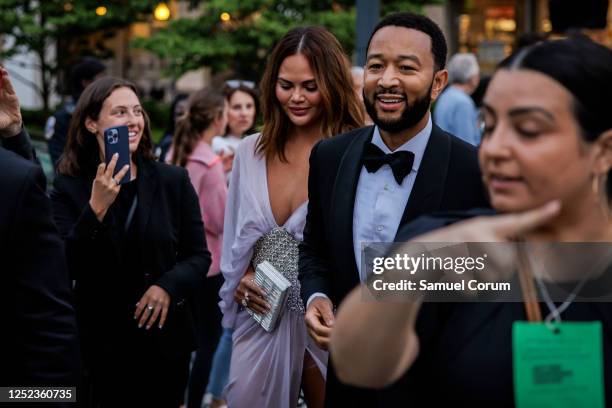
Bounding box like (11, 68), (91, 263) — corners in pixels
(0, 67), (22, 138)
(89, 153), (130, 222)
(415, 201), (561, 243)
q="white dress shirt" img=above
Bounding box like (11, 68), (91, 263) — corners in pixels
(306, 116), (432, 307)
(353, 117), (432, 281)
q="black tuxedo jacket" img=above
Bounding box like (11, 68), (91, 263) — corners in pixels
(50, 157), (211, 356)
(298, 123), (489, 407)
(299, 124), (488, 307)
(0, 130), (80, 390)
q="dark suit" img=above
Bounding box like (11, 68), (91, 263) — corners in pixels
(50, 157), (211, 407)
(299, 124), (489, 407)
(0, 131), (80, 394)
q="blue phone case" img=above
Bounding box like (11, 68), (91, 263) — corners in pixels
(104, 125), (131, 184)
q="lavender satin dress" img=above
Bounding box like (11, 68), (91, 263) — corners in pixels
(218, 134), (327, 408)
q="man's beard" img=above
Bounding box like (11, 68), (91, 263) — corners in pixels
(363, 82), (433, 134)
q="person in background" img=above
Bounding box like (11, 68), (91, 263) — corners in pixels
(51, 77), (211, 407)
(202, 82), (258, 408)
(331, 37), (612, 406)
(46, 57), (106, 166)
(351, 66), (373, 125)
(433, 53), (481, 146)
(1, 66), (80, 408)
(156, 92), (189, 162)
(168, 88), (229, 408)
(211, 81), (258, 156)
(220, 26), (363, 408)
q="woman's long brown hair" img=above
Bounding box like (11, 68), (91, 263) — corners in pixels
(170, 87), (226, 167)
(58, 77), (154, 177)
(257, 26), (364, 162)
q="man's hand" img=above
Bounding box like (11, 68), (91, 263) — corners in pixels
(305, 296), (335, 350)
(0, 67), (23, 138)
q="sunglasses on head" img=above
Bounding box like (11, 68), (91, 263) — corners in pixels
(225, 79), (255, 89)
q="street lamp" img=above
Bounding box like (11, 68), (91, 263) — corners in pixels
(154, 3), (171, 21)
(95, 6), (107, 16)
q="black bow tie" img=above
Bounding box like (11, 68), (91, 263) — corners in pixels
(362, 143), (415, 185)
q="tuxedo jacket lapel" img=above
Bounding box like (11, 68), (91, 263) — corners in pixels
(329, 127), (373, 287)
(397, 124), (451, 231)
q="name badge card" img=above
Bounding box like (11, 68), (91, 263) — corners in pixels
(513, 321), (605, 408)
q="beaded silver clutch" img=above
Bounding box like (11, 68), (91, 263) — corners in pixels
(252, 227), (305, 314)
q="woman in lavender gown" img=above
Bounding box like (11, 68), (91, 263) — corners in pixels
(218, 27), (364, 407)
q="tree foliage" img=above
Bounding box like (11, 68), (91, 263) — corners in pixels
(132, 0), (441, 82)
(0, 0), (152, 111)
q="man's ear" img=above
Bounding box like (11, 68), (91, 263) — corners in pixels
(430, 69), (448, 102)
(593, 129), (612, 174)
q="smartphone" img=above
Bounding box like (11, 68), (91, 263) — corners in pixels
(104, 125), (131, 184)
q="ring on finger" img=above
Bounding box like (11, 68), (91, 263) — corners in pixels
(241, 298), (248, 307)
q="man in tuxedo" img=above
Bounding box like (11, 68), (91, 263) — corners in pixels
(299, 12), (488, 406)
(0, 68), (80, 397)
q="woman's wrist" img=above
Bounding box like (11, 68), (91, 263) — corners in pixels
(89, 199), (107, 222)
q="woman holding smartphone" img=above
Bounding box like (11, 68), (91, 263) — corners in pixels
(51, 77), (211, 407)
(219, 27), (363, 407)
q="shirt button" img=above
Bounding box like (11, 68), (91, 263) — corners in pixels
(376, 225), (384, 232)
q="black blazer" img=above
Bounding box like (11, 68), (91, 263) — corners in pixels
(298, 124), (489, 408)
(299, 124), (488, 307)
(50, 157), (211, 354)
(0, 130), (80, 389)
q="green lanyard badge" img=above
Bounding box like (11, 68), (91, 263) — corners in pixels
(513, 321), (605, 408)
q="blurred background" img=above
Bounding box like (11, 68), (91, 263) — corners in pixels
(1, 0), (610, 177)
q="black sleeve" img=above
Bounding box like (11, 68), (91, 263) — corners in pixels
(1, 127), (38, 164)
(155, 168), (211, 303)
(12, 165), (80, 388)
(299, 141), (333, 306)
(50, 176), (113, 280)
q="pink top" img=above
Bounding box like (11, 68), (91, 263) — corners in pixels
(167, 141), (227, 276)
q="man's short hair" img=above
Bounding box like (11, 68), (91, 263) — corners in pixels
(447, 53), (480, 84)
(366, 12), (448, 71)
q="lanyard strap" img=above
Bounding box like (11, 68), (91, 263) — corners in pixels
(517, 246), (543, 323)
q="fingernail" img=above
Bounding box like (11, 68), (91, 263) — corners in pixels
(158, 325), (163, 329)
(138, 324), (142, 328)
(133, 316), (137, 319)
(146, 326), (150, 330)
